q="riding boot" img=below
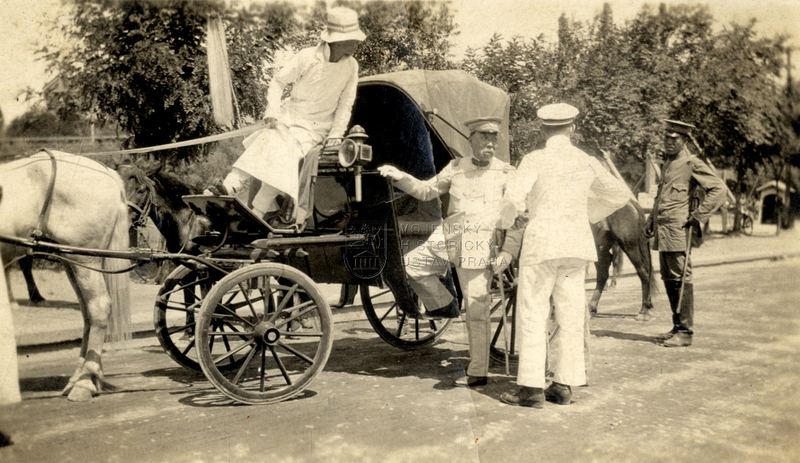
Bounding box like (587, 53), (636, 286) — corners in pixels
(677, 283), (694, 335)
(663, 282), (694, 347)
(661, 280), (681, 339)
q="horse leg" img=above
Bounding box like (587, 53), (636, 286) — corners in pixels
(624, 237), (655, 321)
(589, 243), (612, 317)
(61, 262), (111, 401)
(20, 256), (45, 304)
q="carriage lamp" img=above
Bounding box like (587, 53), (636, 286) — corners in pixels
(337, 125), (372, 202)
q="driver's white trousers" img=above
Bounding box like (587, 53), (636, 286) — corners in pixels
(223, 168), (281, 217)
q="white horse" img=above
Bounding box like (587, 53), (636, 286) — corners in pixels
(0, 150), (131, 401)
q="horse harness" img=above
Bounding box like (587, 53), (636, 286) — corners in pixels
(127, 173), (156, 230)
(30, 149), (59, 242)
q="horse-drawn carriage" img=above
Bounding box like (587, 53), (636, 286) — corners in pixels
(0, 70), (521, 404)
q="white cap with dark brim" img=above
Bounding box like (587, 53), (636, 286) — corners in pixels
(465, 117), (502, 134)
(537, 103), (580, 126)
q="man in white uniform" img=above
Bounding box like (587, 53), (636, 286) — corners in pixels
(208, 7), (365, 225)
(379, 117), (522, 387)
(498, 103), (630, 408)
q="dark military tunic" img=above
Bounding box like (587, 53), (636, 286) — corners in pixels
(651, 148), (726, 252)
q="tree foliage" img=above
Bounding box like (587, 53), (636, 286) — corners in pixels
(462, 2), (790, 213)
(4, 104), (90, 137)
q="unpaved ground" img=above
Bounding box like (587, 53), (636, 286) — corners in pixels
(1, 257), (798, 462)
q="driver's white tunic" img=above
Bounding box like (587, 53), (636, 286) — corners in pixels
(231, 43), (358, 202)
(504, 135), (629, 388)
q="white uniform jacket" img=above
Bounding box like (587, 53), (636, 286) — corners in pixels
(233, 43), (359, 199)
(393, 157), (516, 269)
(504, 135), (630, 265)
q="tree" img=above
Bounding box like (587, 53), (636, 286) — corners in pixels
(4, 104), (91, 137)
(41, 0), (302, 165)
(338, 0), (457, 75)
(460, 1), (793, 229)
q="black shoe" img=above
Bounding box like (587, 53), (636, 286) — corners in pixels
(500, 386), (545, 408)
(426, 300), (460, 319)
(456, 375), (488, 387)
(467, 375), (488, 387)
(544, 382), (572, 405)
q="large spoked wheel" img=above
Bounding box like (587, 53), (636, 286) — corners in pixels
(196, 263), (333, 404)
(360, 282), (453, 350)
(154, 265), (220, 371)
(489, 266), (519, 368)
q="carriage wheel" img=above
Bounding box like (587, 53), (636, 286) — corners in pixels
(196, 263), (333, 404)
(154, 265), (244, 372)
(359, 282), (453, 350)
(489, 266), (519, 367)
(488, 266), (565, 371)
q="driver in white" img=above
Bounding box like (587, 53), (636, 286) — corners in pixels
(208, 7), (365, 226)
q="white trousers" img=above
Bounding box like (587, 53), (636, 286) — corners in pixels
(457, 267), (492, 377)
(223, 167), (281, 217)
(517, 257), (588, 388)
(403, 225), (453, 310)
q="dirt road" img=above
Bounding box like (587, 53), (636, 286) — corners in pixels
(1, 257), (798, 462)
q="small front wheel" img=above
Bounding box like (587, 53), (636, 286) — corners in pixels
(196, 263), (333, 404)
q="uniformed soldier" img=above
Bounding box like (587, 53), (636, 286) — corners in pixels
(645, 119), (726, 347)
(378, 117), (522, 387)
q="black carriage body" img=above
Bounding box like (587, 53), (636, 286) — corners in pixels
(307, 70), (512, 310)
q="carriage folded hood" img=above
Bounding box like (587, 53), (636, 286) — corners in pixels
(358, 70), (511, 162)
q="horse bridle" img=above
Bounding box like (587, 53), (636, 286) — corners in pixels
(125, 167), (157, 231)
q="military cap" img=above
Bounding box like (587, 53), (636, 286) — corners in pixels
(663, 119), (696, 138)
(537, 103), (580, 126)
(465, 117), (502, 134)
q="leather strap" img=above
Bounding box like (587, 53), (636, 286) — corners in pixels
(31, 149), (58, 241)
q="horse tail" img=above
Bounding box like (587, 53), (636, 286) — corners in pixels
(608, 242), (623, 287)
(104, 195), (132, 342)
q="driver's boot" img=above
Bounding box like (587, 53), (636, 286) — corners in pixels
(267, 195), (296, 228)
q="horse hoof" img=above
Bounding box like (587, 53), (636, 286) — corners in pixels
(635, 310), (652, 322)
(66, 383), (96, 402)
